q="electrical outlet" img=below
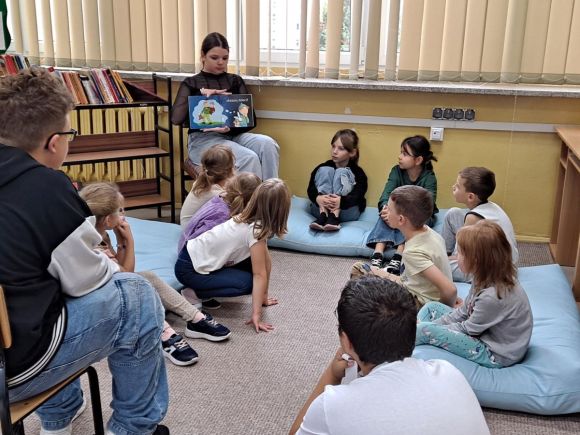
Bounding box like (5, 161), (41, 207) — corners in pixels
(430, 127), (444, 142)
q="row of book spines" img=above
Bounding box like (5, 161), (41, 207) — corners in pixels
(63, 160), (158, 184)
(52, 68), (134, 105)
(0, 54), (31, 76)
(70, 107), (155, 135)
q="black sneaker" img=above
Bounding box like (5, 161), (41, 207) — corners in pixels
(385, 253), (402, 276)
(202, 298), (221, 310)
(153, 425), (170, 435)
(185, 313), (232, 342)
(309, 212), (328, 231)
(323, 213), (341, 231)
(162, 334), (199, 366)
(370, 252), (384, 268)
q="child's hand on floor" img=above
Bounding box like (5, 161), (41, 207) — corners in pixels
(246, 313), (274, 333)
(262, 296), (278, 307)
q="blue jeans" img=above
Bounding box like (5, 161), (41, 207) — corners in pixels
(9, 273), (169, 435)
(366, 214), (435, 248)
(314, 166), (355, 196)
(175, 247), (253, 298)
(309, 203), (361, 223)
(188, 131), (280, 180)
(416, 302), (502, 368)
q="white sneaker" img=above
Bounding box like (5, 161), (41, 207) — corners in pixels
(181, 287), (202, 309)
(40, 395), (86, 435)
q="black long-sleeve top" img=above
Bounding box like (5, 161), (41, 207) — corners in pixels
(307, 160), (368, 212)
(171, 71), (256, 135)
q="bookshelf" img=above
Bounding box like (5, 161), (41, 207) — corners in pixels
(64, 74), (176, 222)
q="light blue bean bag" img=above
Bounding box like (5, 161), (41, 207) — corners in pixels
(414, 264), (580, 415)
(124, 215), (579, 414)
(268, 196), (445, 257)
(110, 217), (183, 290)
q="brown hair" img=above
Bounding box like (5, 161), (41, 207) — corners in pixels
(389, 185), (433, 229)
(223, 172), (261, 216)
(192, 144), (235, 196)
(456, 220), (517, 298)
(459, 167), (496, 203)
(79, 182), (122, 224)
(331, 129), (360, 164)
(0, 67), (74, 151)
(234, 178), (291, 241)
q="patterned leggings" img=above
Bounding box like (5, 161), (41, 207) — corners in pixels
(416, 302), (502, 368)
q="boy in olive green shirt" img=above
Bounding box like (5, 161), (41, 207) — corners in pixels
(353, 185), (456, 307)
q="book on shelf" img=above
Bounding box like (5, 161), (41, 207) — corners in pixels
(0, 53), (30, 76)
(188, 94), (254, 129)
(50, 68), (152, 106)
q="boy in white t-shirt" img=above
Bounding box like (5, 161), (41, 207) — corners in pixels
(352, 185), (456, 307)
(290, 276), (490, 435)
(442, 167), (518, 282)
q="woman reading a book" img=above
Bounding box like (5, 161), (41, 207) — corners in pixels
(171, 32), (279, 181)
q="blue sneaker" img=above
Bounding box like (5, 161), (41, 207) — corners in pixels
(185, 313), (231, 342)
(162, 334), (199, 366)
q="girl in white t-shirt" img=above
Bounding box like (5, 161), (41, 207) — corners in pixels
(175, 178), (291, 332)
(180, 144), (235, 228)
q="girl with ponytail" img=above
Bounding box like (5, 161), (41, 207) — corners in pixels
(178, 172), (261, 252)
(180, 144), (235, 228)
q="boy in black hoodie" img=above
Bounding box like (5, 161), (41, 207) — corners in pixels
(0, 68), (169, 435)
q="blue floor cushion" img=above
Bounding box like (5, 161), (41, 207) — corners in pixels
(414, 264), (580, 415)
(110, 217), (183, 290)
(268, 196), (445, 257)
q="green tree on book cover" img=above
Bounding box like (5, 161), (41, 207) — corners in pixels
(0, 0), (11, 55)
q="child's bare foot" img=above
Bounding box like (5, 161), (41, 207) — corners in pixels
(262, 297), (279, 307)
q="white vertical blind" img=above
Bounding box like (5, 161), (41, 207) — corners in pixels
(542, 0), (574, 84)
(520, 0), (551, 83)
(2, 0), (578, 85)
(68, 0), (85, 68)
(417, 0), (445, 82)
(20, 0), (39, 64)
(383, 0), (399, 81)
(178, 0), (195, 73)
(82, 0), (101, 67)
(364, 0), (381, 80)
(305, 0), (319, 78)
(324, 0), (343, 79)
(162, 0), (180, 72)
(439, 0), (467, 82)
(500, 0), (528, 83)
(113, 0), (132, 70)
(97, 0), (116, 67)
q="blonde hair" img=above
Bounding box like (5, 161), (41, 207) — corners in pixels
(223, 172), (261, 216)
(234, 178), (291, 241)
(79, 182), (122, 224)
(456, 220), (517, 298)
(192, 144), (235, 196)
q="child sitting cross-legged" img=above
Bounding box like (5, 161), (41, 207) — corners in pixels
(351, 185), (456, 308)
(80, 182), (231, 368)
(416, 220), (533, 367)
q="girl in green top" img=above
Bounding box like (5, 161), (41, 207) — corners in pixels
(366, 135), (438, 272)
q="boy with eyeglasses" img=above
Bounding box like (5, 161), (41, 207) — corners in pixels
(0, 68), (169, 434)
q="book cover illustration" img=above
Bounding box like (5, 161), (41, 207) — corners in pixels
(188, 94), (254, 129)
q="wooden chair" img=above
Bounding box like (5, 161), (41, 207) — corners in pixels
(0, 286), (105, 435)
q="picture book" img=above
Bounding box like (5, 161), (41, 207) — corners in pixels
(188, 94), (254, 129)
